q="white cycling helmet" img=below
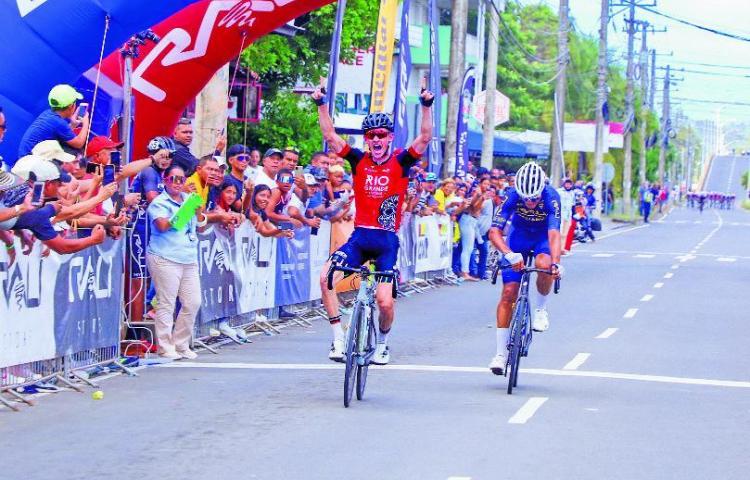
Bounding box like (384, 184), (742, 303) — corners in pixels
(515, 161), (546, 199)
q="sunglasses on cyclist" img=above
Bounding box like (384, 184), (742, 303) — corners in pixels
(364, 129), (391, 141)
(523, 195), (541, 203)
(167, 175), (186, 185)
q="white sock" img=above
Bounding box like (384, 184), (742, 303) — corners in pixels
(331, 322), (344, 341)
(496, 327), (510, 356)
(377, 328), (390, 345)
(535, 289), (549, 310)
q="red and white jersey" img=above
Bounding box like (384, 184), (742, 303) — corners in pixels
(338, 145), (421, 232)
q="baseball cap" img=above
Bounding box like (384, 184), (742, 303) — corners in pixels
(263, 148), (283, 159)
(85, 136), (124, 158)
(304, 173), (317, 186)
(227, 144), (250, 158)
(311, 167), (328, 181)
(12, 155), (60, 181)
(284, 146), (300, 155)
(32, 140), (76, 163)
(48, 84), (83, 109)
(424, 172), (438, 182)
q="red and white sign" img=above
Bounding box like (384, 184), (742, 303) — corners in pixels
(472, 89), (510, 126)
(98, 0), (334, 157)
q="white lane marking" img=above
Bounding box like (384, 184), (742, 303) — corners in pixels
(675, 220), (688, 224)
(717, 257), (737, 262)
(596, 224), (650, 240)
(508, 397), (549, 424)
(623, 308), (638, 319)
(671, 264), (680, 270)
(654, 282), (664, 289)
(634, 254), (656, 258)
(563, 353), (591, 371)
(161, 363), (750, 388)
(447, 477), (472, 480)
(596, 328), (619, 339)
(693, 220), (702, 224)
(578, 250), (750, 259)
(640, 294), (654, 302)
(664, 272), (674, 279)
(678, 254), (696, 263)
(592, 253), (615, 258)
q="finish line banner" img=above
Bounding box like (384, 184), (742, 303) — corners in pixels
(0, 238), (123, 368)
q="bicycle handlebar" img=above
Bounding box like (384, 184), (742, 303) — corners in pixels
(491, 264), (561, 294)
(327, 265), (399, 298)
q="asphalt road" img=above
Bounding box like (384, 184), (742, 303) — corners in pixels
(2, 157), (749, 480)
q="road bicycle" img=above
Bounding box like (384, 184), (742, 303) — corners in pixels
(327, 265), (398, 407)
(492, 253), (560, 394)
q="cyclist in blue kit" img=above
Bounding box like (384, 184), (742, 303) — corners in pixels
(487, 161), (563, 374)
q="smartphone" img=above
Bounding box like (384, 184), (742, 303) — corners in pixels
(113, 193), (124, 217)
(31, 182), (45, 207)
(76, 103), (89, 118)
(102, 164), (116, 185)
(110, 150), (121, 168)
(294, 166), (304, 177)
(278, 221), (295, 231)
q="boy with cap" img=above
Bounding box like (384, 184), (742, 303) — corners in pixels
(17, 85), (91, 163)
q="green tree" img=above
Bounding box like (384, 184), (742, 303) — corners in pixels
(228, 1), (379, 161)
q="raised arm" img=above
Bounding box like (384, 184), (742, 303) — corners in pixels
(409, 77), (435, 155)
(310, 78), (347, 154)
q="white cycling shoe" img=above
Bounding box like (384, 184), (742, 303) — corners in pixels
(328, 338), (345, 362)
(489, 354), (507, 375)
(372, 343), (390, 365)
(532, 308), (550, 332)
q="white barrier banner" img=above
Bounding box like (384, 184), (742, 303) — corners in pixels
(414, 215), (452, 273)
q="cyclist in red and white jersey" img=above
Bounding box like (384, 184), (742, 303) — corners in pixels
(312, 78), (434, 364)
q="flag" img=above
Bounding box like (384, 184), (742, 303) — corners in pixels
(370, 0), (399, 113)
(427, 0), (443, 174)
(393, 0), (412, 149)
(455, 67), (475, 177)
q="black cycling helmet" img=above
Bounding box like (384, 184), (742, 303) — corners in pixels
(147, 136), (177, 155)
(361, 113), (394, 132)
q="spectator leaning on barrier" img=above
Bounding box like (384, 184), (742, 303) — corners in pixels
(416, 172), (438, 216)
(16, 85), (91, 165)
(223, 144), (254, 212)
(186, 155), (241, 229)
(0, 170), (33, 258)
(557, 178), (575, 255)
(471, 177), (495, 280)
(171, 118), (226, 177)
(255, 148), (283, 188)
(10, 158), (107, 254)
(243, 147), (262, 180)
(458, 177), (489, 281)
(266, 168), (311, 229)
(248, 184), (294, 238)
(146, 164), (207, 360)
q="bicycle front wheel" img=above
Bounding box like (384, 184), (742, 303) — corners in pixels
(344, 303), (362, 408)
(507, 300), (526, 395)
(356, 313), (377, 401)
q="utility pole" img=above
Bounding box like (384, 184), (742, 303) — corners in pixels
(621, 1), (637, 216)
(638, 23), (649, 187)
(549, 0), (569, 186)
(658, 64), (671, 184)
(443, 0), (469, 176)
(592, 0), (609, 219)
(481, 1), (502, 170)
(649, 49), (656, 111)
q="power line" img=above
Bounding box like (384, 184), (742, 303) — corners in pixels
(636, 5), (750, 43)
(670, 60), (750, 70)
(680, 68), (750, 79)
(672, 97), (750, 107)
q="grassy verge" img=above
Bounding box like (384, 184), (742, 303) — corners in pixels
(608, 212), (637, 223)
(742, 199), (750, 211)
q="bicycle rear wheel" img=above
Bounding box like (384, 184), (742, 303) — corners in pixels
(356, 313), (376, 401)
(343, 303), (362, 408)
(507, 300), (526, 395)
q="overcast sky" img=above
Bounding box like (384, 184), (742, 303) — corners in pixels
(535, 0), (750, 124)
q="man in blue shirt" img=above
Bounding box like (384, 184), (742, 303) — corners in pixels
(487, 162), (563, 375)
(17, 85), (91, 164)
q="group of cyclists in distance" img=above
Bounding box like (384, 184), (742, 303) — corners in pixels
(686, 191), (737, 211)
(310, 78), (562, 374)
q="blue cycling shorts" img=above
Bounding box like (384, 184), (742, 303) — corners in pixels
(332, 227), (400, 277)
(501, 227), (550, 284)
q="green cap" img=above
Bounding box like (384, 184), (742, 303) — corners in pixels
(48, 84), (83, 109)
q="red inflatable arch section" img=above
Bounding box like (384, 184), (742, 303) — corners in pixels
(99, 0), (335, 156)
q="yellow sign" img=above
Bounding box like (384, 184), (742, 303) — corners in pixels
(369, 0), (399, 113)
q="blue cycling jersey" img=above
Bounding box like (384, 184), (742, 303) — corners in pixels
(491, 185), (562, 234)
